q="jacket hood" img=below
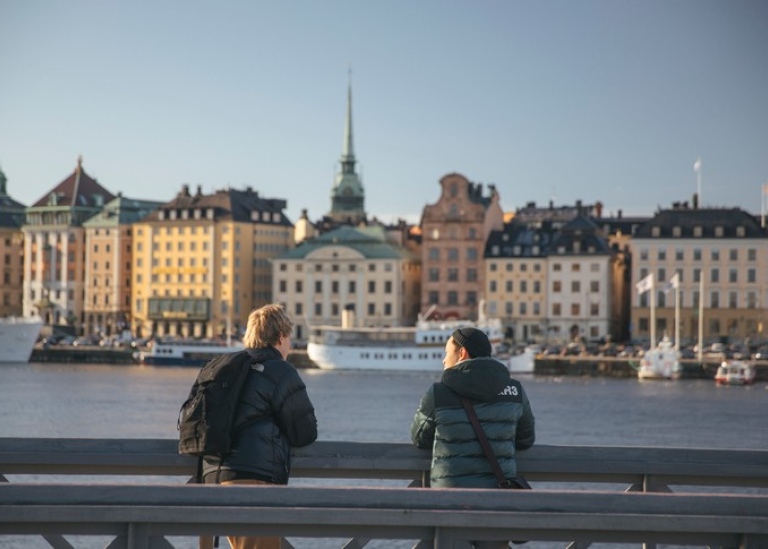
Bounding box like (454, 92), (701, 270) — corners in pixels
(246, 346), (283, 363)
(441, 357), (511, 400)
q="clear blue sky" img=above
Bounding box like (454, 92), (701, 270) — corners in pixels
(1, 0), (766, 224)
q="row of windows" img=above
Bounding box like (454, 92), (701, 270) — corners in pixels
(278, 280), (395, 294)
(427, 247), (480, 261)
(428, 268), (478, 282)
(639, 290), (760, 309)
(551, 303), (602, 316)
(489, 262), (543, 272)
(295, 302), (395, 317)
(278, 262), (396, 273)
(489, 280), (544, 293)
(552, 280), (600, 293)
(639, 247), (758, 262)
(488, 301), (543, 316)
(639, 268), (758, 284)
(426, 291), (478, 306)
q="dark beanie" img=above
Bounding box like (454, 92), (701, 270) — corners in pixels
(451, 327), (492, 358)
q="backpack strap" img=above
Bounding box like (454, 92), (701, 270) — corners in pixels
(460, 396), (512, 489)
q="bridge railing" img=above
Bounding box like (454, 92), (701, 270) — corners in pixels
(1, 438), (767, 549)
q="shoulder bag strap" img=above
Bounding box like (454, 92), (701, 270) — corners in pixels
(460, 396), (511, 488)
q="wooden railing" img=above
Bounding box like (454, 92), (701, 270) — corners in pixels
(1, 438), (767, 548)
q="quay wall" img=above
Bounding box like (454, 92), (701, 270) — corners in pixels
(27, 348), (768, 380)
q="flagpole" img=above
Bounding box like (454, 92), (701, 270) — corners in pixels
(650, 276), (656, 349)
(697, 272), (704, 363)
(674, 274), (680, 352)
(694, 157), (702, 205)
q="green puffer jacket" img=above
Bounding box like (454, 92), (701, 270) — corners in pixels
(410, 357), (535, 488)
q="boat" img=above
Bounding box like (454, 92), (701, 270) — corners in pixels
(0, 316), (43, 363)
(637, 335), (681, 380)
(506, 345), (539, 374)
(714, 360), (756, 386)
(307, 314), (505, 371)
(135, 339), (245, 367)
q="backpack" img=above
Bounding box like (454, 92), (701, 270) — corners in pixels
(177, 350), (255, 456)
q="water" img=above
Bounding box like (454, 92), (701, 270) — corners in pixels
(1, 362), (766, 548)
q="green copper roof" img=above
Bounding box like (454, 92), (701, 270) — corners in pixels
(278, 225), (418, 260)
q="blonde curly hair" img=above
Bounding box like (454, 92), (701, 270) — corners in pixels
(243, 304), (292, 349)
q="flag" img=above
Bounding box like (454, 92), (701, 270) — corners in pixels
(763, 183), (768, 194)
(635, 273), (653, 295)
(693, 157), (701, 172)
(664, 272), (680, 293)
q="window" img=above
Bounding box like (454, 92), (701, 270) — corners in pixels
(384, 281), (392, 293)
(710, 291), (719, 309)
(571, 303), (580, 316)
(349, 281), (356, 293)
(447, 268), (459, 282)
(367, 303), (375, 315)
(748, 269), (756, 283)
(520, 302), (527, 315)
(279, 280), (287, 292)
(571, 263), (580, 272)
(447, 248), (459, 261)
(693, 268), (701, 283)
(466, 268), (477, 282)
(466, 291), (477, 305)
(315, 281), (322, 293)
(710, 268), (719, 283)
(553, 263), (561, 271)
(520, 281), (527, 293)
(729, 268), (738, 283)
(489, 280), (497, 292)
(590, 281), (599, 293)
(748, 248), (756, 261)
(447, 291), (458, 305)
(428, 248), (439, 260)
(552, 303), (561, 316)
(693, 249), (702, 261)
(428, 291), (439, 304)
(315, 303), (322, 316)
(571, 281), (580, 293)
(711, 249), (720, 261)
(553, 281), (562, 292)
(658, 249), (666, 260)
(533, 281), (541, 293)
(729, 291), (738, 309)
(428, 268), (439, 282)
(368, 281), (376, 293)
(675, 248), (684, 261)
(506, 281), (513, 292)
(729, 249), (738, 261)
(466, 248), (478, 260)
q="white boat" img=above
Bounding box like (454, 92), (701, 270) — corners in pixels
(715, 360), (756, 386)
(135, 339), (245, 367)
(0, 316), (43, 363)
(637, 335), (681, 380)
(507, 345), (539, 374)
(307, 316), (505, 371)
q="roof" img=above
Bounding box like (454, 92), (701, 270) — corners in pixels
(634, 207), (766, 239)
(31, 159), (115, 209)
(140, 185), (291, 226)
(83, 195), (164, 227)
(278, 225), (419, 260)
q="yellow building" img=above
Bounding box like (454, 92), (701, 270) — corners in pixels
(630, 206), (768, 345)
(131, 185), (292, 339)
(82, 195), (162, 336)
(0, 167), (26, 316)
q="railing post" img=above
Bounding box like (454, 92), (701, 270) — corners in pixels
(126, 523), (149, 549)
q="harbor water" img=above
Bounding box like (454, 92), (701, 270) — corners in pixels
(1, 361), (766, 548)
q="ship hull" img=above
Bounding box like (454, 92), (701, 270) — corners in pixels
(0, 317), (43, 363)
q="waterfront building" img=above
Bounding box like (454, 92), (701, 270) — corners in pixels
(545, 216), (614, 344)
(420, 173), (503, 320)
(484, 220), (555, 343)
(131, 185), (292, 339)
(22, 157), (116, 330)
(630, 204), (768, 345)
(82, 194), (163, 336)
(0, 166), (27, 317)
(272, 225), (421, 340)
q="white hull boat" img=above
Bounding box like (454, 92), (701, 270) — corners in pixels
(0, 316), (43, 363)
(307, 317), (504, 371)
(506, 345), (538, 374)
(135, 339), (245, 367)
(637, 336), (681, 380)
(715, 360), (756, 386)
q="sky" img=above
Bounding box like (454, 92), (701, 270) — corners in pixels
(1, 0), (767, 225)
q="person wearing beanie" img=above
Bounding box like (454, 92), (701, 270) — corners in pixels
(410, 326), (536, 548)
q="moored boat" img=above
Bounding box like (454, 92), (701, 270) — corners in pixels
(307, 316), (504, 371)
(0, 316), (43, 363)
(637, 335), (681, 380)
(506, 345), (538, 374)
(714, 360), (756, 386)
(135, 339), (245, 367)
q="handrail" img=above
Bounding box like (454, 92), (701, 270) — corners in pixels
(1, 438), (767, 489)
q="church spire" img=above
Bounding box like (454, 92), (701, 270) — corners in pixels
(329, 72), (366, 225)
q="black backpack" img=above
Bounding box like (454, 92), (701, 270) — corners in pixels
(177, 350), (255, 456)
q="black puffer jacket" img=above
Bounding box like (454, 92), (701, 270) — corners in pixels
(411, 357), (535, 488)
(203, 346), (317, 484)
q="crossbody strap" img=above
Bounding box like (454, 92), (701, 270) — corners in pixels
(460, 396), (511, 488)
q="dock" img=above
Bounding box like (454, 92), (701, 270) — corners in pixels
(1, 438), (767, 548)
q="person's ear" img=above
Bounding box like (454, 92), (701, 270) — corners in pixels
(458, 346), (470, 361)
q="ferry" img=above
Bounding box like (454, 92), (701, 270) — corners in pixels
(0, 316), (43, 363)
(135, 339), (245, 367)
(506, 345), (538, 374)
(307, 312), (504, 371)
(715, 360), (756, 386)
(637, 335), (681, 380)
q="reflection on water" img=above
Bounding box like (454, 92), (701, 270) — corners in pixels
(1, 362), (766, 548)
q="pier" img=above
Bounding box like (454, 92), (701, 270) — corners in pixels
(1, 438), (767, 548)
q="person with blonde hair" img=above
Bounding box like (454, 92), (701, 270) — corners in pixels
(202, 304), (317, 549)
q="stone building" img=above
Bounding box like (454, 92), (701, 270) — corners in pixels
(22, 157), (115, 331)
(420, 173), (503, 320)
(0, 166), (27, 317)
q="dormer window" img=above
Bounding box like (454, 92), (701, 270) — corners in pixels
(693, 226), (702, 237)
(672, 226), (681, 237)
(158, 210), (165, 221)
(532, 245), (540, 255)
(573, 241), (581, 253)
(181, 210), (189, 220)
(251, 211), (260, 222)
(273, 213), (280, 222)
(491, 245), (499, 256)
(652, 227), (661, 237)
(736, 226), (745, 237)
(169, 210), (177, 220)
(207, 208), (214, 219)
(714, 226), (724, 237)
(558, 246), (566, 254)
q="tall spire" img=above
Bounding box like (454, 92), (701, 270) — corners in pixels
(340, 72), (355, 170)
(329, 71), (366, 225)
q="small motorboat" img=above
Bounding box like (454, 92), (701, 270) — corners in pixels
(714, 360), (756, 386)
